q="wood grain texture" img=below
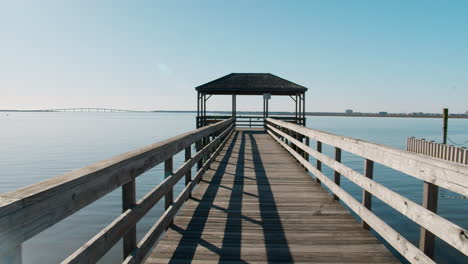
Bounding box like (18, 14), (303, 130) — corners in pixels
(124, 126), (235, 264)
(362, 159), (374, 230)
(145, 130), (397, 263)
(122, 179), (137, 259)
(267, 129), (433, 264)
(267, 118), (468, 197)
(267, 123), (468, 257)
(61, 124), (235, 264)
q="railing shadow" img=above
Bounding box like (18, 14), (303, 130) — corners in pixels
(248, 132), (293, 262)
(167, 130), (292, 263)
(219, 130), (245, 262)
(168, 131), (240, 262)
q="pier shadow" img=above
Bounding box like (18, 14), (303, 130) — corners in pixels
(219, 131), (245, 262)
(248, 132), (293, 263)
(167, 130), (292, 263)
(168, 131), (240, 262)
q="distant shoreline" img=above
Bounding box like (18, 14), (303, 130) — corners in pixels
(1, 109), (467, 119)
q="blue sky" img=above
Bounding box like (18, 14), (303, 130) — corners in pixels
(1, 1), (467, 113)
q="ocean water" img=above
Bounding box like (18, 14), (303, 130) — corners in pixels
(0, 112), (466, 263)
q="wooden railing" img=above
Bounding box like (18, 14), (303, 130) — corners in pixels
(197, 115), (305, 128)
(407, 137), (468, 165)
(0, 118), (235, 264)
(266, 118), (468, 264)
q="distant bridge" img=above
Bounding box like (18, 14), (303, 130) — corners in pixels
(40, 108), (144, 113)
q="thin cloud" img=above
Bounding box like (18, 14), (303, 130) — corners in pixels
(157, 63), (172, 75)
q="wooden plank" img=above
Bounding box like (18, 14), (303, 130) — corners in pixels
(125, 126), (235, 264)
(362, 159), (374, 230)
(316, 140), (322, 184)
(122, 179), (137, 259)
(146, 130), (397, 264)
(164, 157), (173, 215)
(419, 182), (438, 259)
(267, 118), (468, 197)
(185, 147), (192, 186)
(61, 124), (235, 264)
(267, 124), (468, 257)
(333, 147), (341, 201)
(268, 129), (433, 264)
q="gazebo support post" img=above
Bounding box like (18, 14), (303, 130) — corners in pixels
(232, 94), (236, 126)
(196, 92), (199, 128)
(302, 93), (306, 126)
(295, 94), (298, 124)
(203, 93), (206, 127)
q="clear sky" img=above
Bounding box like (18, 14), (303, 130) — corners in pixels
(1, 1), (467, 113)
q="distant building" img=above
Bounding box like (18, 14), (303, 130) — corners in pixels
(345, 109), (353, 114)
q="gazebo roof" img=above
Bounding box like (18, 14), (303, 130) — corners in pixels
(195, 73), (307, 95)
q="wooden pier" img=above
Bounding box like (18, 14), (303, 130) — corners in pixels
(145, 129), (397, 263)
(1, 74), (467, 264)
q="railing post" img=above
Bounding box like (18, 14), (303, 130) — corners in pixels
(333, 147), (341, 200)
(305, 136), (310, 161)
(185, 146), (191, 186)
(203, 137), (208, 163)
(362, 159), (374, 230)
(297, 133), (304, 156)
(295, 132), (300, 153)
(165, 157), (173, 224)
(316, 141), (322, 184)
(205, 135), (211, 165)
(196, 140), (203, 171)
(122, 179), (136, 258)
(419, 182), (438, 259)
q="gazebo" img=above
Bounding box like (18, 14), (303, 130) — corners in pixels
(195, 73), (308, 128)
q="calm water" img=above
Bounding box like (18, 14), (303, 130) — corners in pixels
(0, 113), (467, 263)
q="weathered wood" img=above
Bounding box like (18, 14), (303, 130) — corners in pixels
(205, 136), (211, 167)
(267, 118), (468, 197)
(195, 140), (203, 170)
(147, 130), (396, 264)
(0, 118), (234, 256)
(362, 159), (374, 230)
(61, 124), (235, 264)
(125, 126), (235, 264)
(122, 179), (137, 259)
(316, 140), (322, 184)
(267, 123), (468, 257)
(419, 182), (438, 259)
(164, 157), (173, 213)
(185, 147), (191, 186)
(333, 147), (341, 201)
(443, 108), (448, 144)
(268, 129), (434, 264)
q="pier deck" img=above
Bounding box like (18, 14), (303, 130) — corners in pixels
(145, 129), (397, 263)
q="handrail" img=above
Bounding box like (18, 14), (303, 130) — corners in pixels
(266, 118), (468, 263)
(197, 115), (305, 128)
(266, 118), (468, 196)
(0, 118), (235, 263)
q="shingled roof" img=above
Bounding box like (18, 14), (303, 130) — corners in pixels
(195, 73), (307, 95)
